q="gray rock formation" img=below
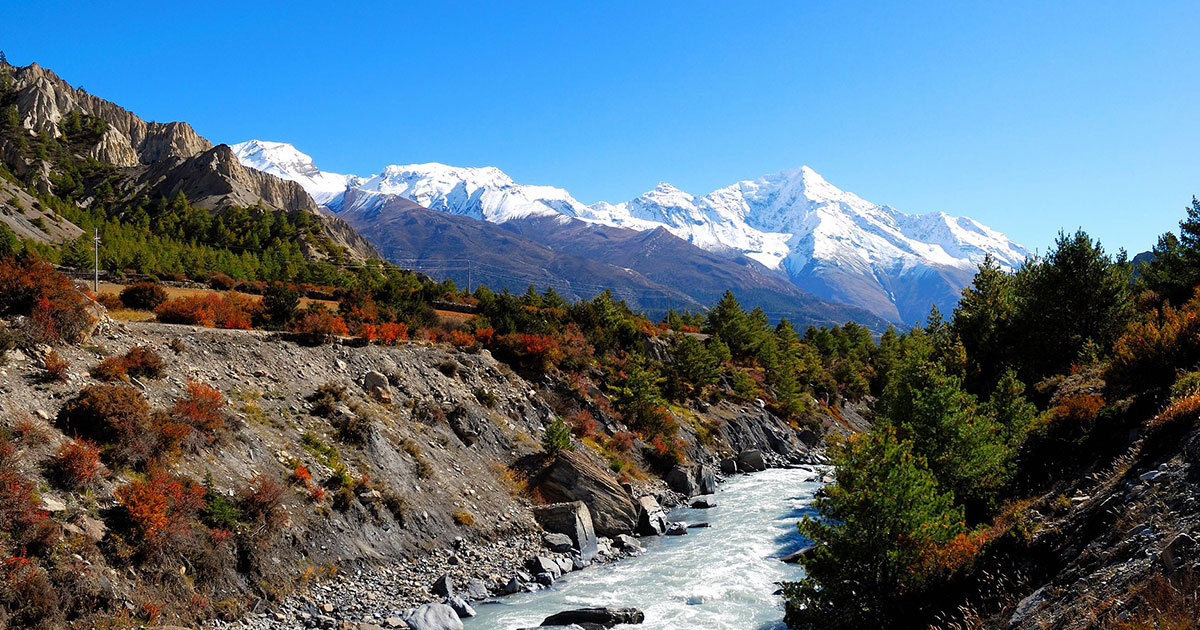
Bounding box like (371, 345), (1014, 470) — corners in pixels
(536, 450), (638, 537)
(634, 495), (668, 537)
(665, 466), (696, 495)
(402, 602), (463, 630)
(532, 501), (599, 561)
(541, 607), (646, 627)
(737, 449), (767, 472)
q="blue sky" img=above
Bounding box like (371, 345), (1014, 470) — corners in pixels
(3, 1), (1198, 254)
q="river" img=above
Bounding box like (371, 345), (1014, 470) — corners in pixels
(462, 467), (821, 630)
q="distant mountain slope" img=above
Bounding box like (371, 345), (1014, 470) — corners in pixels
(334, 190), (887, 327)
(233, 140), (1028, 324)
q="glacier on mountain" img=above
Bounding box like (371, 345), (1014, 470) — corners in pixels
(230, 139), (1030, 324)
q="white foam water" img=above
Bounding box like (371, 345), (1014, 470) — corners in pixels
(463, 467), (820, 630)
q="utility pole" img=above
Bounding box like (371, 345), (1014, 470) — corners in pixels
(92, 227), (100, 293)
(467, 259), (472, 294)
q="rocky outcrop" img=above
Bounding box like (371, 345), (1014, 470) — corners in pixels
(536, 450), (638, 537)
(634, 495), (668, 537)
(737, 449), (767, 472)
(696, 465), (717, 494)
(9, 62), (211, 166)
(532, 501), (599, 561)
(664, 466), (696, 495)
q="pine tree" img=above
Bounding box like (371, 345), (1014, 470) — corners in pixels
(541, 416), (573, 456)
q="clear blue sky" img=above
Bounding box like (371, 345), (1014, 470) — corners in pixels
(3, 1), (1198, 254)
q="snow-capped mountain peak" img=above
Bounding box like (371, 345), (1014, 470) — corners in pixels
(231, 139), (1030, 324)
(230, 140), (350, 204)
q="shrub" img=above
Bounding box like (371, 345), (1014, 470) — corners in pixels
(97, 292), (123, 310)
(0, 556), (59, 628)
(201, 480), (242, 531)
(59, 385), (156, 465)
(437, 359), (459, 377)
(119, 282), (168, 310)
(310, 382), (348, 417)
(167, 337), (186, 354)
(114, 468), (204, 554)
(566, 410), (599, 438)
(53, 439), (107, 489)
(239, 474), (287, 531)
(0, 256), (94, 343)
(171, 379), (227, 445)
(123, 346), (165, 379)
(209, 272), (236, 291)
(290, 310), (349, 345)
(452, 509), (475, 526)
(474, 387), (497, 408)
(155, 293), (254, 329)
(92, 355), (129, 381)
(42, 350), (70, 382)
(542, 416), (573, 456)
(608, 431), (635, 452)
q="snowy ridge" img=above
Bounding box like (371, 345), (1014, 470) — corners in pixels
(230, 139), (1030, 323)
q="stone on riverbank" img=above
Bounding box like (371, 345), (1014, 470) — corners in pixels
(634, 495), (668, 536)
(696, 465), (717, 494)
(536, 451), (638, 537)
(665, 466), (696, 495)
(532, 501), (599, 561)
(737, 449), (767, 472)
(690, 494), (716, 509)
(402, 602), (463, 630)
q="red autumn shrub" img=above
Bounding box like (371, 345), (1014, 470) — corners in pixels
(123, 346), (166, 379)
(567, 410), (600, 438)
(53, 439), (107, 489)
(155, 293), (254, 329)
(292, 464), (312, 483)
(0, 256), (93, 343)
(608, 431), (635, 452)
(91, 355), (129, 381)
(96, 292), (123, 310)
(114, 468), (204, 554)
(208, 272), (236, 291)
(42, 350), (70, 382)
(119, 282), (168, 310)
(289, 310), (349, 345)
(239, 474), (287, 531)
(473, 327), (495, 346)
(172, 380), (227, 445)
(59, 384), (157, 465)
(360, 321), (409, 345)
(1107, 295), (1200, 394)
(447, 329), (476, 347)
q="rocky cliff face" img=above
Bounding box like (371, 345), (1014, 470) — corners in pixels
(10, 62), (211, 166)
(0, 60), (378, 261)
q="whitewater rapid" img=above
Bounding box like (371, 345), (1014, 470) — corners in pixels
(463, 467), (820, 630)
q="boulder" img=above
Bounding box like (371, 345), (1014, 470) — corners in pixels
(719, 458), (738, 475)
(499, 576), (525, 595)
(665, 522), (688, 536)
(695, 466), (717, 495)
(737, 449), (767, 473)
(613, 534), (642, 552)
(446, 596), (475, 618)
(543, 532), (574, 553)
(635, 495), (668, 537)
(402, 602), (463, 630)
(689, 495), (716, 509)
(533, 501), (599, 561)
(1160, 533), (1195, 573)
(528, 555), (562, 579)
(541, 607), (646, 627)
(536, 451), (638, 537)
(664, 466), (697, 495)
(464, 579), (489, 600)
(431, 574), (453, 598)
(362, 370), (392, 404)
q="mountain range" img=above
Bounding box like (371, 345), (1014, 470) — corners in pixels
(233, 140), (1030, 325)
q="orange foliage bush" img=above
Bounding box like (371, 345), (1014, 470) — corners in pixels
(1108, 295), (1200, 393)
(53, 439), (107, 490)
(289, 310), (349, 345)
(155, 293), (254, 329)
(239, 475), (287, 531)
(608, 431), (635, 452)
(917, 529), (989, 577)
(171, 380), (227, 444)
(1149, 393), (1200, 429)
(0, 257), (94, 344)
(361, 321), (409, 345)
(42, 351), (70, 382)
(114, 468), (204, 552)
(92, 355), (129, 381)
(59, 385), (158, 465)
(567, 410), (600, 438)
